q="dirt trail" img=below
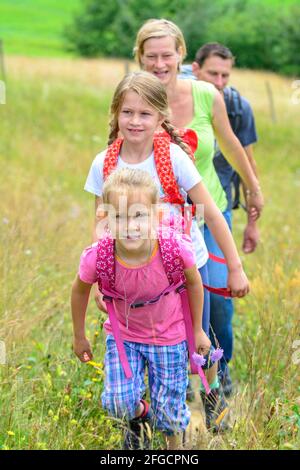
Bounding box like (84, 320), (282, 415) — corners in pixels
(185, 376), (248, 450)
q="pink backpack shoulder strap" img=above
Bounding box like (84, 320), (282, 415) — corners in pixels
(96, 233), (115, 292)
(96, 234), (133, 379)
(157, 223), (185, 285)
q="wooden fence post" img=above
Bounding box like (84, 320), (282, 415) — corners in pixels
(265, 81), (277, 123)
(0, 39), (6, 82)
(124, 60), (130, 75)
(0, 39), (6, 104)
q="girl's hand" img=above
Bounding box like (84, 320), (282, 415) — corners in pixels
(227, 266), (250, 298)
(73, 337), (93, 363)
(195, 329), (211, 356)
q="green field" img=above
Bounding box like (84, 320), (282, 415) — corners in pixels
(0, 0), (81, 57)
(0, 0), (298, 58)
(0, 56), (300, 450)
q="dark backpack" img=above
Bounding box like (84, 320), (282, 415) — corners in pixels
(223, 87), (244, 210)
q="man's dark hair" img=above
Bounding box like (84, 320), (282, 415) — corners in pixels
(195, 43), (235, 67)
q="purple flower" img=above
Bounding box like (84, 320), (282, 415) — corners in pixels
(211, 348), (224, 363)
(192, 352), (206, 367)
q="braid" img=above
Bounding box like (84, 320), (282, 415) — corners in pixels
(161, 121), (194, 162)
(107, 118), (119, 146)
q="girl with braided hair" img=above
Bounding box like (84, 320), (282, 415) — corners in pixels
(84, 71), (249, 432)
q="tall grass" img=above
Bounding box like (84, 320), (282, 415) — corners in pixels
(0, 57), (299, 450)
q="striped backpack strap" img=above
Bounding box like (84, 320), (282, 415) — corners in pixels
(153, 134), (185, 207)
(103, 138), (123, 180)
(96, 233), (115, 291)
(104, 135), (187, 207)
(155, 128), (197, 162)
(157, 223), (185, 285)
(154, 131), (196, 235)
(96, 233), (133, 379)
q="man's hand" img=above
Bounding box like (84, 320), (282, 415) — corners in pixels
(243, 220), (259, 254)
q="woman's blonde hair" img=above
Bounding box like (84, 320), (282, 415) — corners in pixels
(102, 167), (159, 205)
(133, 19), (187, 70)
(108, 71), (193, 158)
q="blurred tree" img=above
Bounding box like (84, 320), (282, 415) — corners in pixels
(205, 1), (282, 70)
(65, 0), (182, 57)
(195, 0), (300, 75)
(65, 0), (119, 57)
(174, 0), (220, 60)
(279, 4), (300, 75)
(65, 0), (300, 76)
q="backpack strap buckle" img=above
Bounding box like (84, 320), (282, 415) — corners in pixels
(130, 301), (145, 309)
(176, 284), (186, 294)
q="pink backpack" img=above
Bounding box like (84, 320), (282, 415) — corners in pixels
(96, 221), (212, 393)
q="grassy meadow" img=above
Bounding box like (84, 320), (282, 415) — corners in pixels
(0, 56), (300, 450)
(0, 0), (81, 57)
(0, 0), (298, 58)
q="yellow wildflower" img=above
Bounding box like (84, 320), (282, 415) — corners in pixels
(87, 360), (102, 369)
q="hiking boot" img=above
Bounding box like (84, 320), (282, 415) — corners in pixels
(200, 386), (230, 433)
(220, 368), (233, 398)
(123, 400), (153, 450)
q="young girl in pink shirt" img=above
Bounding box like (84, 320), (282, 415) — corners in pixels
(71, 168), (210, 450)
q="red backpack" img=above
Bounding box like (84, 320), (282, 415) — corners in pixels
(104, 129), (197, 206)
(103, 130), (198, 233)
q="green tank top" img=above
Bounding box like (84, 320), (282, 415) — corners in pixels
(188, 80), (227, 212)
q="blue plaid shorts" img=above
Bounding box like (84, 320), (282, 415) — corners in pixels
(101, 335), (190, 435)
